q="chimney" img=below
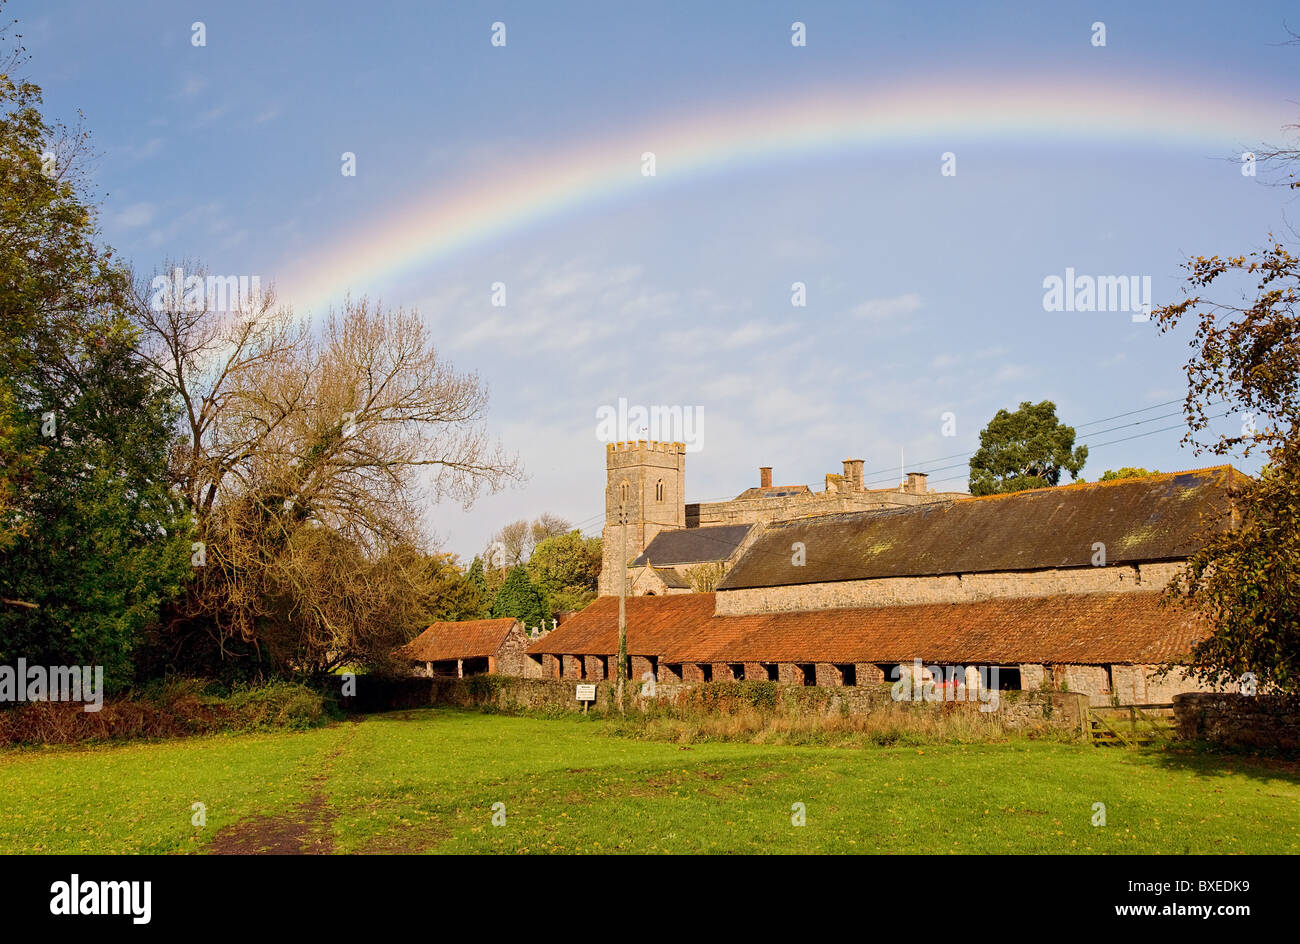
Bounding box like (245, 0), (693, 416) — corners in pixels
(759, 466), (772, 488)
(843, 459), (864, 491)
(906, 472), (928, 495)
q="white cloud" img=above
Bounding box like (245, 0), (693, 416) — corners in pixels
(116, 137), (165, 161)
(993, 363), (1034, 383)
(173, 77), (207, 100)
(848, 292), (922, 321)
(114, 202), (156, 229)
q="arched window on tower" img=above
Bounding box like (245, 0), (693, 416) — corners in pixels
(655, 479), (664, 502)
(619, 481), (629, 505)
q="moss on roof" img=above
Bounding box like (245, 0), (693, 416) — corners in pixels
(717, 466), (1241, 590)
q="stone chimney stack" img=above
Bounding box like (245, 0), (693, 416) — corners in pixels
(843, 459), (864, 491)
(760, 466), (772, 488)
(905, 472), (928, 495)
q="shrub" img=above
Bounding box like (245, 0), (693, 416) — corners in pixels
(0, 678), (329, 746)
(225, 681), (328, 730)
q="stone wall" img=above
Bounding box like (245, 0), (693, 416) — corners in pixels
(1055, 664), (1110, 703)
(1174, 692), (1300, 752)
(345, 674), (1087, 736)
(496, 624), (530, 677)
(714, 562), (1185, 615)
(530, 648), (1214, 706)
(1017, 661), (1219, 706)
(690, 487), (962, 529)
(1111, 664), (1212, 705)
(345, 675), (588, 714)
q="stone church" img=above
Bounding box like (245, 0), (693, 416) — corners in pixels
(599, 440), (967, 596)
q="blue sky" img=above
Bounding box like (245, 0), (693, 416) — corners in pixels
(13, 0), (1300, 558)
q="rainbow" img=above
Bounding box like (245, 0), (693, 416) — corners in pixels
(281, 73), (1288, 314)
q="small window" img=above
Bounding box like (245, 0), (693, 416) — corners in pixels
(655, 479), (664, 502)
(619, 481), (629, 504)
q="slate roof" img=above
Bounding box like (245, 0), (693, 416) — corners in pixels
(717, 466), (1240, 590)
(398, 618), (519, 662)
(524, 592), (1204, 665)
(632, 523), (753, 566)
(652, 567), (690, 589)
(732, 484), (813, 500)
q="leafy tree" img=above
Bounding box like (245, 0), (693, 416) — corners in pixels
(1153, 237), (1300, 692)
(526, 530), (600, 612)
(0, 38), (192, 688)
(968, 400), (1087, 495)
(464, 555), (490, 617)
(1099, 467), (1159, 482)
(414, 552), (487, 623)
(684, 561), (726, 593)
(0, 381), (35, 553)
(490, 565), (549, 629)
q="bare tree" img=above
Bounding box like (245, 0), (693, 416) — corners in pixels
(486, 513), (573, 569)
(129, 265), (520, 667)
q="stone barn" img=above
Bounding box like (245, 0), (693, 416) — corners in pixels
(526, 590), (1208, 704)
(398, 618), (528, 678)
(530, 465), (1245, 704)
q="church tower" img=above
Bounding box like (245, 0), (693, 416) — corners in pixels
(599, 441), (686, 595)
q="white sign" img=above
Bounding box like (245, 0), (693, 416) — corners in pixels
(575, 684), (596, 702)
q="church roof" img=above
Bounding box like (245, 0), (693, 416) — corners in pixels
(526, 591), (1204, 665)
(717, 466), (1240, 590)
(631, 523), (753, 566)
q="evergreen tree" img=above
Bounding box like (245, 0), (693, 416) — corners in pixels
(466, 555), (490, 617)
(0, 51), (192, 688)
(489, 565), (549, 629)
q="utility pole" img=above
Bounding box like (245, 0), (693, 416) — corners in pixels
(616, 502), (628, 714)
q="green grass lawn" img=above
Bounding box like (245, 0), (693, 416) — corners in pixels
(1, 708), (1296, 854)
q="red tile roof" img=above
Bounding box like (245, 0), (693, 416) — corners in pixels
(398, 618), (519, 662)
(526, 594), (718, 657)
(526, 592), (1204, 665)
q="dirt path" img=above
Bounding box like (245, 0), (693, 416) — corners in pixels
(208, 720), (360, 855)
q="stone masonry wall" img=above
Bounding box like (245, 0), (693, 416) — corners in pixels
(1018, 661), (1220, 706)
(714, 562), (1185, 615)
(1174, 693), (1300, 751)
(691, 488), (963, 528)
(496, 624), (529, 677)
(348, 675), (1087, 737)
